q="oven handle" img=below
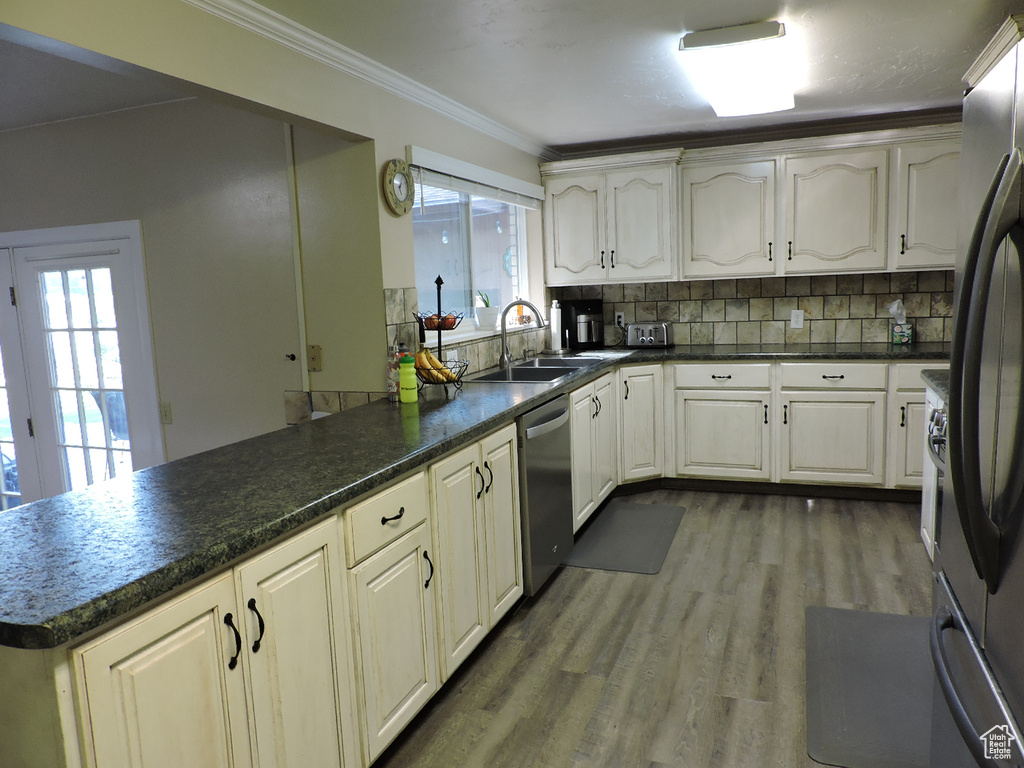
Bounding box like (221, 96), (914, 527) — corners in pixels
(930, 606), (1000, 768)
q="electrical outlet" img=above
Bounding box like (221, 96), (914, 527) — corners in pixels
(159, 401), (173, 424)
(615, 311), (625, 328)
(790, 309), (805, 329)
(444, 348), (459, 363)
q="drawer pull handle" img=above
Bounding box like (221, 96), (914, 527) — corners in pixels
(901, 406), (906, 428)
(381, 506), (405, 525)
(484, 460), (494, 492)
(595, 396), (602, 416)
(247, 598), (266, 654)
(476, 466), (485, 498)
(783, 404), (788, 425)
(624, 380), (630, 400)
(764, 404), (768, 424)
(224, 613), (242, 670)
(711, 374), (732, 380)
(900, 234), (907, 254)
(768, 242), (773, 262)
(610, 249), (615, 268)
(423, 551), (434, 589)
(600, 250), (606, 269)
(788, 241), (793, 260)
(822, 374), (845, 380)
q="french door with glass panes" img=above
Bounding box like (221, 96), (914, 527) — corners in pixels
(0, 221), (163, 505)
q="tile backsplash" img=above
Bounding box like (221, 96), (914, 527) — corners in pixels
(553, 270), (955, 345)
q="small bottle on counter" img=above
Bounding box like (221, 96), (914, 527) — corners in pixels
(399, 354), (418, 403)
(386, 345), (400, 402)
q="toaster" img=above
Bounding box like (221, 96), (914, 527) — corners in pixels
(625, 322), (675, 348)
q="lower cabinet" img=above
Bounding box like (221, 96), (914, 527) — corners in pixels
(887, 362), (944, 489)
(674, 363), (772, 481)
(74, 517), (358, 768)
(570, 373), (617, 532)
(778, 363), (887, 486)
(619, 364), (664, 482)
(429, 424), (522, 679)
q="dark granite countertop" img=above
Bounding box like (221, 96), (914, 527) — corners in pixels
(0, 342), (949, 650)
(922, 368), (950, 401)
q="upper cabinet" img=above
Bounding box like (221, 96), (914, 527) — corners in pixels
(682, 159), (777, 278)
(542, 151), (679, 285)
(783, 147), (889, 274)
(890, 139), (960, 270)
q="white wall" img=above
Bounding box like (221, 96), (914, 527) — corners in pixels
(0, 1), (546, 290)
(0, 99), (303, 460)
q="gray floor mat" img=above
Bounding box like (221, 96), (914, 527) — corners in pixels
(562, 498), (684, 574)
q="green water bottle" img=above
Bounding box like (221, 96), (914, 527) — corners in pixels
(399, 354), (418, 403)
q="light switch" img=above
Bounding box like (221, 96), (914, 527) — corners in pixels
(159, 401), (173, 424)
(790, 309), (805, 329)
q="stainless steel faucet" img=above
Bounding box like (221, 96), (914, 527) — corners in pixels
(499, 299), (546, 368)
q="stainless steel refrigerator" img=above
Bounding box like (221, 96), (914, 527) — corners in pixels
(932, 16), (1024, 767)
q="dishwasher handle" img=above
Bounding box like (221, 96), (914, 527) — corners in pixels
(525, 407), (569, 440)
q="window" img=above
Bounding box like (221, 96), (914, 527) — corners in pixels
(412, 171), (536, 326)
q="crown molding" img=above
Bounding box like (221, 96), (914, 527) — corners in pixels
(964, 15), (1024, 89)
(180, 0), (554, 159)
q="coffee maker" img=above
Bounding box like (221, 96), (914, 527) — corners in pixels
(562, 299), (604, 350)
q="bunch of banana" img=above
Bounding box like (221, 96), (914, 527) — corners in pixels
(414, 347), (457, 383)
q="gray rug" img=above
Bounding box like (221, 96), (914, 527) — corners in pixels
(562, 498), (685, 574)
(805, 606), (932, 768)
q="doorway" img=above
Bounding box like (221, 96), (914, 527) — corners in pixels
(0, 221), (163, 506)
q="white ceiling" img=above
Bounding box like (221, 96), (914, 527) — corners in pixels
(1, 0), (1019, 154)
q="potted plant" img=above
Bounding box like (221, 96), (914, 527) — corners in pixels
(475, 291), (500, 330)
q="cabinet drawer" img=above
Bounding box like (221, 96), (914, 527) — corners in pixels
(344, 472), (429, 566)
(674, 363), (771, 390)
(892, 362), (947, 390)
(780, 362), (887, 390)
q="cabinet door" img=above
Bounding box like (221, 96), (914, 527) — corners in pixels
(779, 391), (886, 485)
(570, 383), (597, 532)
(479, 425), (523, 626)
(619, 365), (664, 482)
(592, 374), (618, 505)
(236, 518), (356, 768)
(351, 524), (438, 762)
(889, 391), (927, 488)
(784, 148), (888, 273)
(892, 140), (960, 269)
(605, 165), (675, 280)
(682, 160), (777, 278)
(430, 445), (487, 680)
(676, 390), (771, 480)
(544, 174), (607, 284)
(76, 573), (251, 768)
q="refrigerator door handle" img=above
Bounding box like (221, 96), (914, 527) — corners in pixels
(949, 150), (1013, 583)
(962, 147), (1024, 593)
(930, 606), (1001, 768)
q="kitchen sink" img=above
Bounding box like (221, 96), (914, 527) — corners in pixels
(469, 367), (578, 383)
(512, 357), (599, 368)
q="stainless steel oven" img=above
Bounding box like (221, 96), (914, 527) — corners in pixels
(921, 386), (946, 561)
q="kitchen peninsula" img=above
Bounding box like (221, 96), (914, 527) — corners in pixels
(1, 342), (947, 768)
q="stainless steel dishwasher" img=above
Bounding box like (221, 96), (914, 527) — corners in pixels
(517, 394), (574, 595)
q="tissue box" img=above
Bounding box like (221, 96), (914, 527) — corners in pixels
(892, 323), (913, 344)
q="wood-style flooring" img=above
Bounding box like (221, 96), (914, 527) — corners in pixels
(373, 488), (934, 768)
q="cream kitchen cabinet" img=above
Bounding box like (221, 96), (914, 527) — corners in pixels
(674, 363), (773, 481)
(783, 147), (889, 274)
(619, 364), (664, 482)
(778, 363), (888, 485)
(890, 139), (960, 270)
(344, 472), (439, 763)
(570, 373), (617, 532)
(429, 424), (522, 680)
(74, 517), (358, 768)
(886, 363), (945, 488)
(541, 152), (678, 285)
(682, 159), (778, 278)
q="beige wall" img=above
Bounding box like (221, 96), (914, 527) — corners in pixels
(0, 99), (304, 460)
(0, 0), (545, 289)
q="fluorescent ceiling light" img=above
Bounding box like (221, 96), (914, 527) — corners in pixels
(678, 20), (796, 118)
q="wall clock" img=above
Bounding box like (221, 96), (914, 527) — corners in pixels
(381, 158), (414, 216)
